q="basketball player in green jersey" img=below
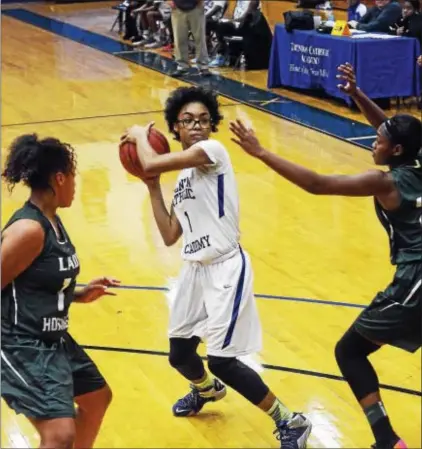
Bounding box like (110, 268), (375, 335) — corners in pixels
(230, 63), (421, 449)
(1, 134), (120, 449)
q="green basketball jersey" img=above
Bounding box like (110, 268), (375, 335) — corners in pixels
(1, 201), (80, 341)
(375, 156), (422, 265)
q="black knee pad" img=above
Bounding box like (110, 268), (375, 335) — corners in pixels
(207, 355), (236, 378)
(335, 326), (381, 401)
(334, 336), (348, 368)
(169, 337), (201, 368)
(207, 356), (269, 405)
(335, 326), (380, 368)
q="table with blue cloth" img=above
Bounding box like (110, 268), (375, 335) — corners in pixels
(268, 24), (421, 103)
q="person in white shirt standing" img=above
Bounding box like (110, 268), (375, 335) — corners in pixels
(124, 86), (312, 449)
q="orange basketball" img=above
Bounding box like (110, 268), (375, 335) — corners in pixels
(149, 128), (171, 155)
(119, 128), (170, 180)
(119, 141), (142, 178)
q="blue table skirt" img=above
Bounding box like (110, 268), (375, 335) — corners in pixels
(268, 24), (421, 103)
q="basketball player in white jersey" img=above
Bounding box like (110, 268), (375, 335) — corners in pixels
(125, 86), (312, 449)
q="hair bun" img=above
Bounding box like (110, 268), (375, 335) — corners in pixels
(2, 133), (76, 192)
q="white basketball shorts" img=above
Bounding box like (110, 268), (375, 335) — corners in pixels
(168, 247), (262, 358)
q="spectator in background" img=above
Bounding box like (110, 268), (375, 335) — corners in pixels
(205, 0), (227, 23)
(347, 0), (367, 22)
(399, 2), (422, 101)
(130, 0), (156, 45)
(208, 0), (260, 67)
(205, 0), (227, 34)
(201, 0), (227, 57)
(391, 0), (422, 45)
(171, 0), (210, 77)
(123, 0), (145, 42)
(161, 15), (175, 52)
(349, 0), (401, 32)
(142, 0), (173, 48)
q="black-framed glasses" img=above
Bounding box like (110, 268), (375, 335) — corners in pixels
(177, 118), (212, 130)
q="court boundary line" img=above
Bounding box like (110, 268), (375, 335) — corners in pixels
(81, 344), (422, 398)
(2, 8), (376, 151)
(347, 135), (377, 141)
(2, 103), (240, 128)
(76, 283), (366, 309)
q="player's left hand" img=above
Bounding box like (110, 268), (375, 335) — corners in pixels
(78, 277), (121, 303)
(418, 55), (422, 66)
(229, 119), (265, 158)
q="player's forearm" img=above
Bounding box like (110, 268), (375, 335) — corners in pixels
(257, 149), (325, 194)
(135, 136), (156, 173)
(351, 88), (388, 130)
(147, 183), (178, 246)
(73, 289), (89, 303)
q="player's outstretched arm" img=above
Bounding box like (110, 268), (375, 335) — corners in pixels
(229, 119), (396, 197)
(126, 124), (213, 175)
(1, 220), (44, 290)
(337, 63), (388, 129)
(74, 277), (121, 303)
(146, 178), (182, 246)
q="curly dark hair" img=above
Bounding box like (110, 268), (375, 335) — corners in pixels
(2, 134), (77, 192)
(164, 86), (223, 141)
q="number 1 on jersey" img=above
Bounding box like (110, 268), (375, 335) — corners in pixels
(184, 212), (193, 232)
(58, 278), (72, 311)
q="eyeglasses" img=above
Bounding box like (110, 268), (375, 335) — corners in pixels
(177, 118), (212, 129)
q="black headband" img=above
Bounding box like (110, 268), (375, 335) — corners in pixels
(380, 118), (403, 146)
(385, 119), (399, 142)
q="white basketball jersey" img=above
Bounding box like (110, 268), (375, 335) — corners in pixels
(172, 139), (240, 262)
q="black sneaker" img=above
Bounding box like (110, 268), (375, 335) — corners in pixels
(274, 412), (312, 449)
(172, 379), (227, 417)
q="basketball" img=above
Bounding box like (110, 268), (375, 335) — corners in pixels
(149, 127), (171, 155)
(119, 141), (142, 178)
(119, 128), (170, 180)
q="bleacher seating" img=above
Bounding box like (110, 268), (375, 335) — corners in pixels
(111, 0), (376, 37)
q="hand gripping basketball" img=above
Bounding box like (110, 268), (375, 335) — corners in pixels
(119, 126), (170, 180)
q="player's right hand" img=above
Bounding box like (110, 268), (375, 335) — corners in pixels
(337, 63), (357, 95)
(229, 119), (265, 158)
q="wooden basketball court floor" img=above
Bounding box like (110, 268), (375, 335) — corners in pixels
(1, 3), (421, 448)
